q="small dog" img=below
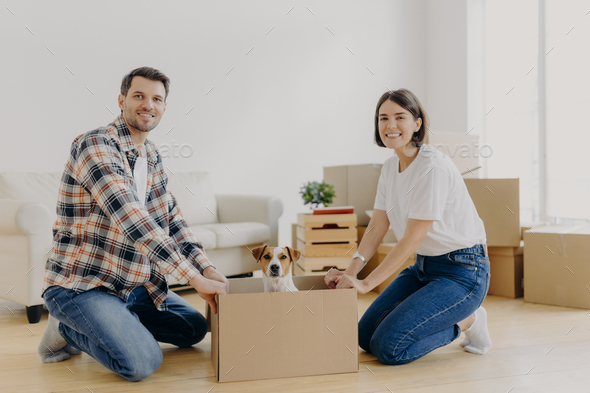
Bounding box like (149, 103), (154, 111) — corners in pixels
(251, 245), (301, 293)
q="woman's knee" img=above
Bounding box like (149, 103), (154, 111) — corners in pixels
(369, 336), (413, 366)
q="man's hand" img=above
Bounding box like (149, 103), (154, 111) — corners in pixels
(203, 266), (230, 294)
(189, 273), (227, 314)
(335, 273), (369, 294)
(324, 268), (345, 289)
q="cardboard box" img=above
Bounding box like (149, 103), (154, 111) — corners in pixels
(524, 226), (590, 309)
(464, 178), (520, 247)
(520, 221), (549, 240)
(428, 131), (481, 178)
(211, 276), (358, 382)
(357, 243), (415, 293)
(487, 242), (524, 298)
(324, 164), (382, 226)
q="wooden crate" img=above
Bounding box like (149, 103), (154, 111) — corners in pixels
(297, 213), (357, 230)
(295, 213), (357, 274)
(294, 256), (351, 276)
(296, 239), (357, 257)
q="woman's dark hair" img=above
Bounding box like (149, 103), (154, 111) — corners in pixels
(120, 66), (170, 100)
(374, 88), (429, 148)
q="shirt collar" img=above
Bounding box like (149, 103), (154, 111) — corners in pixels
(112, 114), (158, 167)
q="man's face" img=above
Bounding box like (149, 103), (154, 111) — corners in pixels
(118, 76), (167, 133)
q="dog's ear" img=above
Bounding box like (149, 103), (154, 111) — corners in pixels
(284, 246), (301, 263)
(251, 245), (267, 262)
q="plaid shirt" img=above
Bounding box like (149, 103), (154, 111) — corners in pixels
(44, 115), (213, 310)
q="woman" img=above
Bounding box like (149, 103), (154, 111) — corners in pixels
(325, 89), (491, 365)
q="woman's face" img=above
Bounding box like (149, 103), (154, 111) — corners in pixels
(378, 100), (421, 150)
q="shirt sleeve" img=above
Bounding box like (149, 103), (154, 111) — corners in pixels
(373, 164), (387, 211)
(74, 132), (199, 284)
(167, 190), (215, 274)
(407, 166), (450, 221)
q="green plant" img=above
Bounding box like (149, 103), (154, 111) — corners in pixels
(300, 181), (336, 208)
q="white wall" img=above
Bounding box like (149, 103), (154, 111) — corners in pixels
(425, 0), (469, 135)
(0, 0), (428, 247)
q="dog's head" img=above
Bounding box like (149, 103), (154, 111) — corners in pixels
(251, 245), (301, 278)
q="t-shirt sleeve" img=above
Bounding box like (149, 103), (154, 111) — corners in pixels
(373, 164), (387, 211)
(407, 166), (450, 221)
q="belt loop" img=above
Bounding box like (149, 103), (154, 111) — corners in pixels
(483, 244), (488, 257)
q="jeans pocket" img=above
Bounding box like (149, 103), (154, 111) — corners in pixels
(446, 253), (477, 270)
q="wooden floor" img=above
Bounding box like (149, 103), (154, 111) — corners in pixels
(2, 286), (590, 393)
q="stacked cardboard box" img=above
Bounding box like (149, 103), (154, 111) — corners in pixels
(210, 276), (358, 382)
(294, 213), (357, 275)
(487, 242), (524, 298)
(524, 226), (590, 309)
(463, 178), (524, 298)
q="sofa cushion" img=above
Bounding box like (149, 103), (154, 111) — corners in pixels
(166, 172), (218, 226)
(188, 226), (216, 250)
(197, 222), (270, 249)
(0, 172), (62, 221)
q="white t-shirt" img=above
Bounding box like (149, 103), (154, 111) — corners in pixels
(133, 145), (148, 207)
(374, 144), (486, 256)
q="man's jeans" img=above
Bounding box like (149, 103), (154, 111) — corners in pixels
(359, 244), (490, 365)
(43, 285), (208, 381)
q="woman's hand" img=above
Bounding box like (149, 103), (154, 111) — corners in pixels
(335, 273), (370, 295)
(325, 268), (345, 289)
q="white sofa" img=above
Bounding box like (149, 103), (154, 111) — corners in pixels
(0, 171), (282, 323)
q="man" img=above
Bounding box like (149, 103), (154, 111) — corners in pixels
(38, 67), (228, 382)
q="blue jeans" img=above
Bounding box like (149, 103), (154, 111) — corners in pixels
(43, 285), (208, 381)
(359, 244), (490, 365)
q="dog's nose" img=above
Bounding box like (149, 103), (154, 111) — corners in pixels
(270, 264), (280, 273)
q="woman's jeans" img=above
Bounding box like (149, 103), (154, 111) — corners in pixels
(359, 244), (490, 365)
(43, 285), (208, 381)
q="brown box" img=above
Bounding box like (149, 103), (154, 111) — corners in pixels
(464, 178), (520, 247)
(357, 243), (415, 293)
(487, 242), (524, 298)
(324, 165), (382, 226)
(520, 221), (549, 240)
(210, 276), (358, 382)
(524, 226), (590, 309)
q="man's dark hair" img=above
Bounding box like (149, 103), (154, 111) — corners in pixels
(120, 67), (170, 100)
(374, 88), (429, 148)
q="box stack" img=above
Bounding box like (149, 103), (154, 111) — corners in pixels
(294, 213), (357, 276)
(464, 178), (523, 298)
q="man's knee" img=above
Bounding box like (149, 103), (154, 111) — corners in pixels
(121, 345), (163, 382)
(177, 313), (208, 348)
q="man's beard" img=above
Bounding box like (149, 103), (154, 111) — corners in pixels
(124, 109), (158, 133)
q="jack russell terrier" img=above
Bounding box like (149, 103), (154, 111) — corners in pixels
(251, 245), (301, 293)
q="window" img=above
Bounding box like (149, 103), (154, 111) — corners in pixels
(545, 0), (590, 221)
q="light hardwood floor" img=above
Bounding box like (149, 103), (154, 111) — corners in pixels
(2, 287), (590, 393)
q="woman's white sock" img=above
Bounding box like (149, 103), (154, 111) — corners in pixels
(462, 306), (492, 355)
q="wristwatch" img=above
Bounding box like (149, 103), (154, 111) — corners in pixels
(352, 251), (367, 265)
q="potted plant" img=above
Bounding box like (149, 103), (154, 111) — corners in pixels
(300, 181), (336, 209)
